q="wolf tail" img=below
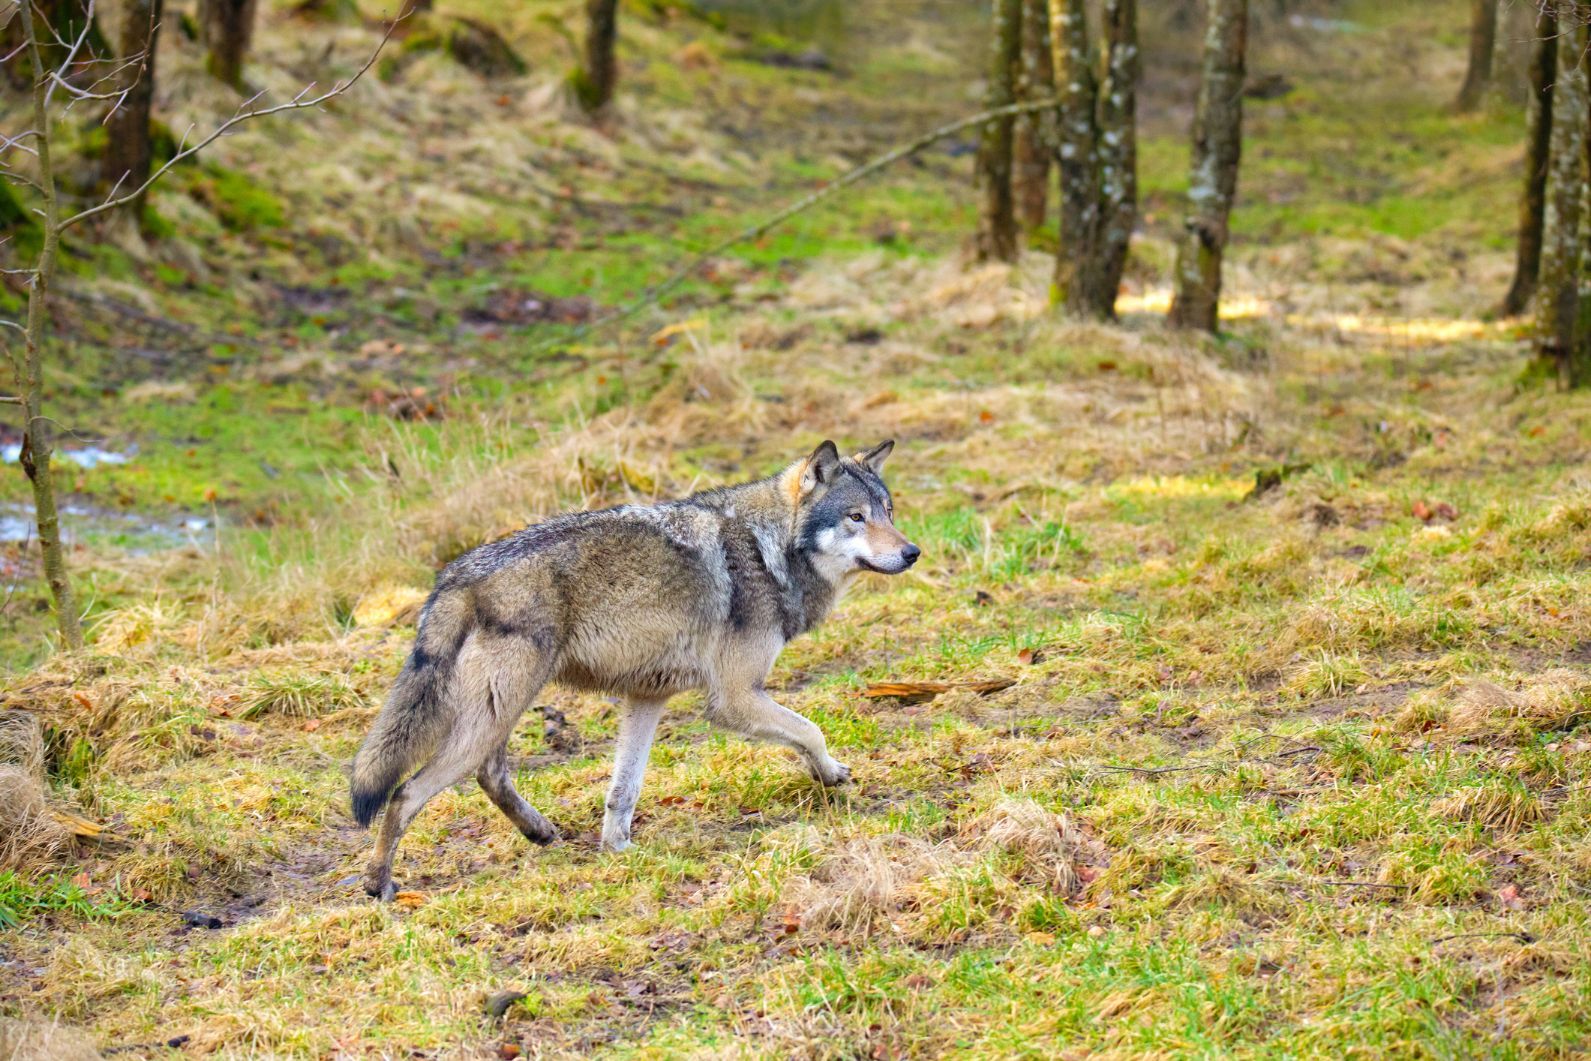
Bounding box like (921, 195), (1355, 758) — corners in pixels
(349, 589), (471, 827)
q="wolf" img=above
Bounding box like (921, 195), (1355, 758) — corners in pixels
(349, 440), (919, 899)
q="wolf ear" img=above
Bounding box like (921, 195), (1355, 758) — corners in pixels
(799, 440), (842, 497)
(855, 439), (894, 474)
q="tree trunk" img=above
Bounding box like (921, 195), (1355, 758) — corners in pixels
(1013, 0), (1055, 231)
(1454, 0), (1497, 113)
(1085, 0), (1137, 317)
(1169, 0), (1247, 332)
(16, 2), (83, 650)
(1534, 13), (1588, 381)
(1502, 8), (1555, 317)
(199, 0), (257, 92)
(102, 0), (164, 216)
(974, 0), (1024, 262)
(574, 0), (620, 113)
(1050, 0), (1099, 309)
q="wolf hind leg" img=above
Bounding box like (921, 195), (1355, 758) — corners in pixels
(363, 731), (497, 900)
(478, 741), (559, 845)
(601, 697), (666, 853)
(362, 634), (549, 900)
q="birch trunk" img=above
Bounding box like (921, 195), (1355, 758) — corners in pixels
(1169, 0), (1246, 332)
(1502, 8), (1555, 317)
(974, 0), (1024, 262)
(1454, 0), (1496, 113)
(1535, 13), (1588, 381)
(1013, 0), (1055, 231)
(1050, 0), (1098, 309)
(1085, 0), (1137, 318)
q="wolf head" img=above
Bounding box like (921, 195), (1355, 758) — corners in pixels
(789, 440), (920, 581)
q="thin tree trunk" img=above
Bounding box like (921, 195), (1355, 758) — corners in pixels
(16, 2), (83, 650)
(1455, 0), (1497, 113)
(1050, 0), (1098, 309)
(574, 0), (619, 113)
(975, 0), (1024, 261)
(1013, 0), (1055, 231)
(1503, 8), (1556, 317)
(1535, 13), (1588, 380)
(1085, 0), (1137, 317)
(199, 0), (257, 92)
(1169, 0), (1247, 332)
(102, 0), (163, 217)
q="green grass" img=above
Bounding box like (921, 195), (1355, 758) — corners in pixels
(1, 0), (1589, 1056)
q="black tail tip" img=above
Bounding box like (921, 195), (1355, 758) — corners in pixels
(351, 785), (390, 828)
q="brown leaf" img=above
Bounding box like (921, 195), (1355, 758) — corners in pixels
(860, 678), (1015, 705)
(1433, 501), (1458, 521)
(1018, 647), (1045, 666)
(301, 718), (322, 733)
(392, 890), (428, 909)
(1411, 500), (1432, 522)
(498, 1045), (522, 1060)
(1496, 884), (1524, 910)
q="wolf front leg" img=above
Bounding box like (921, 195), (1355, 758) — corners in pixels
(602, 697), (666, 852)
(706, 686), (851, 786)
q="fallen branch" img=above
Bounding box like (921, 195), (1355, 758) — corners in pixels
(1428, 931), (1535, 946)
(546, 97), (1065, 348)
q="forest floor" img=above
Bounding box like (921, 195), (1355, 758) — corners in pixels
(2, 0), (1590, 1057)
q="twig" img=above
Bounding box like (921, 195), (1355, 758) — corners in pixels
(1307, 879), (1410, 892)
(543, 96), (1064, 349)
(1428, 931), (1535, 946)
(59, 17), (401, 231)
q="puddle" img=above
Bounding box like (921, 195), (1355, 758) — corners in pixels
(0, 502), (214, 554)
(0, 443), (135, 469)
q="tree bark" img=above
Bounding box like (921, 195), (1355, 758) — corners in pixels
(1502, 7), (1556, 317)
(102, 0), (164, 217)
(199, 0), (257, 92)
(574, 0), (620, 113)
(1050, 0), (1098, 309)
(1535, 12), (1588, 381)
(1085, 0), (1137, 316)
(15, 2), (83, 650)
(1169, 0), (1247, 332)
(975, 0), (1024, 261)
(1013, 0), (1055, 231)
(1455, 0), (1497, 113)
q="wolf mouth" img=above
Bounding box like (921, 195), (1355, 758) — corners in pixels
(856, 558), (903, 574)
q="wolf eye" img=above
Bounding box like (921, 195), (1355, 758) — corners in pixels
(848, 512), (865, 523)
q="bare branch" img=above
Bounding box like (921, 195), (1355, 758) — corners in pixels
(0, 130), (42, 158)
(0, 395), (23, 404)
(43, 0), (98, 109)
(60, 19), (399, 232)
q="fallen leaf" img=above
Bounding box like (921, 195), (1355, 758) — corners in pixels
(861, 678), (1015, 705)
(301, 718), (322, 733)
(1433, 501), (1459, 521)
(498, 1045), (522, 1060)
(1018, 647), (1045, 666)
(392, 890), (428, 909)
(977, 409), (995, 424)
(1411, 500), (1432, 522)
(1496, 884), (1525, 910)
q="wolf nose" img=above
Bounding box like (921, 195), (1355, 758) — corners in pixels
(902, 544), (921, 566)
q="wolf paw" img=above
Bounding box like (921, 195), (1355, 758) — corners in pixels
(365, 878), (398, 903)
(816, 759), (852, 787)
(523, 821), (561, 847)
(600, 834), (633, 854)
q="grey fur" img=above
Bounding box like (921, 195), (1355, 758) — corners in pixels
(349, 440), (919, 899)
